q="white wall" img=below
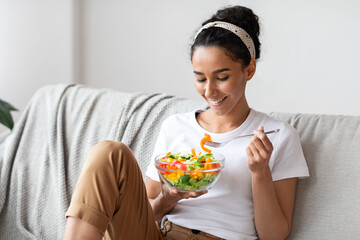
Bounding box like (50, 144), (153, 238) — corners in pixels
(243, 0), (360, 115)
(79, 0), (360, 116)
(76, 0), (224, 98)
(0, 0), (74, 133)
(1, 0), (359, 133)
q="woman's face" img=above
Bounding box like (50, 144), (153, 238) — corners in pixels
(192, 46), (254, 117)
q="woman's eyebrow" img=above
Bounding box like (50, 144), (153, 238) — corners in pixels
(193, 68), (230, 75)
(193, 70), (204, 75)
(213, 68), (230, 74)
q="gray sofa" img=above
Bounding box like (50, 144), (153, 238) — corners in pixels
(0, 84), (359, 239)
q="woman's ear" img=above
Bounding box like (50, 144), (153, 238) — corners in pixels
(245, 58), (256, 81)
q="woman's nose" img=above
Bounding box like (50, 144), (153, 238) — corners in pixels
(204, 80), (216, 98)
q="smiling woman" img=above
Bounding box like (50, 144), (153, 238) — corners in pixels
(192, 46), (254, 131)
(64, 5), (309, 240)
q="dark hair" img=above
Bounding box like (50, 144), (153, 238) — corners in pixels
(190, 6), (261, 66)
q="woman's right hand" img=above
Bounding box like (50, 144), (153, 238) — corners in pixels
(145, 176), (207, 221)
(159, 174), (208, 206)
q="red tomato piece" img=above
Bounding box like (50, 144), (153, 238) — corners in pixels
(176, 163), (188, 171)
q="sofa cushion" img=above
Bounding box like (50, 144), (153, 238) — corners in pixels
(269, 112), (360, 239)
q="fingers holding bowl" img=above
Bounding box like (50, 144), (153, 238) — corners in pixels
(169, 187), (208, 199)
(158, 173), (207, 203)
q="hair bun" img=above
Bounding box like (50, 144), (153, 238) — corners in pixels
(205, 6), (261, 59)
(191, 5), (261, 64)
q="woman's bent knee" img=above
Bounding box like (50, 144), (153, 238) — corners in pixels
(87, 140), (131, 165)
(92, 140), (131, 156)
(84, 140), (137, 177)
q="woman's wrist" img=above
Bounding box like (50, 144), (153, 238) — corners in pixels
(251, 166), (272, 181)
(158, 191), (178, 208)
(151, 191), (177, 221)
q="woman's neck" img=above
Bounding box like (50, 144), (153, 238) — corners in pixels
(197, 104), (251, 133)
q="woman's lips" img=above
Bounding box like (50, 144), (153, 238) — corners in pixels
(209, 96), (227, 106)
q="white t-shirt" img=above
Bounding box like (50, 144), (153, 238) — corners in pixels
(146, 109), (309, 240)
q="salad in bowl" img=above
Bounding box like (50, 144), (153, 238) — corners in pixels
(155, 133), (225, 192)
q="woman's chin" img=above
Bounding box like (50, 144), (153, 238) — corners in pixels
(208, 107), (228, 117)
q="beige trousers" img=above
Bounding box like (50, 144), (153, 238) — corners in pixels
(65, 140), (223, 240)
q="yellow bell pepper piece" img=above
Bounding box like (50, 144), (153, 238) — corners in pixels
(166, 173), (179, 181)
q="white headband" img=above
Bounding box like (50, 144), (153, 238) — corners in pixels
(194, 21), (256, 59)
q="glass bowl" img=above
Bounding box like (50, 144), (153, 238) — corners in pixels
(155, 152), (225, 192)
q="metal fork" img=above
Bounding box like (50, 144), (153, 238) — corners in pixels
(204, 129), (280, 148)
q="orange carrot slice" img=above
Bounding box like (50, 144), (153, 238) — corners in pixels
(191, 148), (196, 157)
(200, 133), (212, 153)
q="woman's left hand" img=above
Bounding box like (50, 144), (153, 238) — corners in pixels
(246, 125), (274, 174)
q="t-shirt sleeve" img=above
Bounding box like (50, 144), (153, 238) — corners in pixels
(271, 123), (310, 181)
(145, 119), (169, 182)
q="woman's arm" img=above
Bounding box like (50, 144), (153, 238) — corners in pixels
(252, 170), (297, 240)
(146, 177), (172, 222)
(246, 126), (298, 240)
(145, 177), (207, 222)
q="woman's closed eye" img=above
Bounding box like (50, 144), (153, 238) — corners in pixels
(196, 78), (207, 83)
(196, 76), (229, 82)
(217, 76), (229, 81)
